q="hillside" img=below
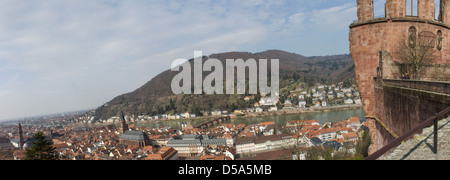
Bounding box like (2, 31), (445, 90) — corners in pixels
(95, 50), (355, 119)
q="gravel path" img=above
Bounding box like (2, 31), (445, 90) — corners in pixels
(381, 115), (450, 160)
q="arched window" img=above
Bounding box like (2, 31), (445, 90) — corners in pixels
(437, 30), (443, 51)
(409, 26), (417, 48)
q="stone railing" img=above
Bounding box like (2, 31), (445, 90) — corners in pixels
(383, 79), (450, 94)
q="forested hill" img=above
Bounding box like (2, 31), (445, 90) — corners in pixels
(95, 50), (355, 119)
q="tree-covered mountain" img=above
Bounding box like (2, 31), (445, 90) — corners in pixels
(95, 50), (355, 119)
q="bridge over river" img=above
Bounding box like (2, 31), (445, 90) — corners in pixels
(195, 116), (230, 129)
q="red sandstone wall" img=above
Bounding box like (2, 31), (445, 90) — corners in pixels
(385, 0), (406, 17)
(358, 0), (374, 21)
(418, 0), (436, 20)
(349, 20), (450, 116)
(442, 0), (450, 24)
(367, 117), (397, 155)
(352, 0), (450, 156)
(375, 82), (449, 139)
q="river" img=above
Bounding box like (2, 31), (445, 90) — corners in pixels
(136, 108), (365, 130)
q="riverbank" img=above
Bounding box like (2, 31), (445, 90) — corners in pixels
(242, 105), (363, 119)
(70, 105), (364, 129)
(137, 105), (363, 126)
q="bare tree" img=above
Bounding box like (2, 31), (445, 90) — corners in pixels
(398, 29), (437, 79)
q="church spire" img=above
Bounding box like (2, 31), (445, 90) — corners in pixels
(18, 123), (24, 150)
(120, 111), (128, 134)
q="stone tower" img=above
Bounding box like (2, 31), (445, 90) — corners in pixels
(350, 0), (450, 154)
(18, 123), (24, 150)
(350, 0), (450, 117)
(441, 0), (450, 24)
(120, 111), (128, 134)
(385, 0), (406, 17)
(418, 0), (436, 20)
(357, 0), (374, 21)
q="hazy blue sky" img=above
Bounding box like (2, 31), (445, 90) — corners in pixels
(0, 0), (442, 121)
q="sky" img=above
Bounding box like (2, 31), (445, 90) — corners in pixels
(0, 0), (442, 121)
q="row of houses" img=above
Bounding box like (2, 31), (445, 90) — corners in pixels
(166, 134), (230, 158)
(234, 117), (367, 157)
(235, 134), (295, 154)
(294, 117), (366, 148)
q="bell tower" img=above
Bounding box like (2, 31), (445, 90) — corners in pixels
(120, 111), (128, 134)
(18, 123), (24, 150)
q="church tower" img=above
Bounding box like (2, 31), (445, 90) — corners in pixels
(120, 111), (128, 134)
(18, 123), (24, 150)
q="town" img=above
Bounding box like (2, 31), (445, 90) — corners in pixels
(83, 81), (361, 124)
(0, 106), (369, 160)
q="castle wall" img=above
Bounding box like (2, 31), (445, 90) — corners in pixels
(371, 79), (450, 154)
(441, 0), (450, 24)
(351, 0), (450, 156)
(358, 0), (374, 21)
(366, 116), (397, 156)
(385, 0), (407, 17)
(350, 19), (450, 116)
(418, 0), (436, 20)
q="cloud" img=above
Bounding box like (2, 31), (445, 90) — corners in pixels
(288, 12), (306, 25)
(0, 0), (275, 120)
(0, 0), (359, 121)
(310, 3), (357, 32)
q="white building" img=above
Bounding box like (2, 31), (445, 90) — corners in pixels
(299, 95), (305, 100)
(268, 106), (278, 112)
(211, 110), (222, 116)
(255, 107), (263, 113)
(235, 137), (255, 154)
(166, 135), (227, 156)
(182, 112), (191, 118)
(354, 98), (362, 105)
(236, 135), (294, 154)
(299, 101), (307, 108)
(344, 98), (354, 104)
(259, 97), (279, 106)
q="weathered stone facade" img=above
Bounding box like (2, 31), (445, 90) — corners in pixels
(349, 0), (450, 155)
(369, 56), (450, 155)
(350, 0), (450, 117)
(441, 0), (450, 24)
(385, 0), (407, 17)
(375, 80), (449, 137)
(418, 0), (436, 20)
(357, 0), (374, 21)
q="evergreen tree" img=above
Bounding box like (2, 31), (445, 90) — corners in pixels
(356, 130), (371, 158)
(169, 99), (175, 111)
(25, 132), (58, 160)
